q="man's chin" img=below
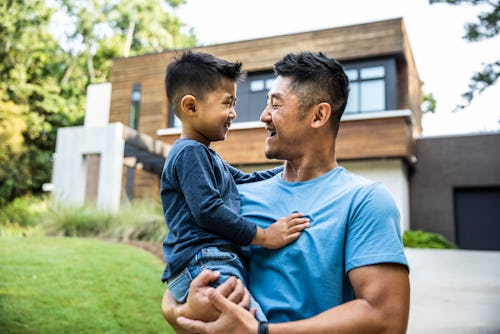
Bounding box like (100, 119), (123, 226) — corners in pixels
(265, 150), (279, 160)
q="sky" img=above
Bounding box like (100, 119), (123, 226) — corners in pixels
(173, 0), (500, 137)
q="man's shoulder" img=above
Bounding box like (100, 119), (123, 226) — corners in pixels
(333, 167), (374, 189)
(335, 168), (394, 201)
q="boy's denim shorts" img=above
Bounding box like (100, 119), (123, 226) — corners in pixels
(167, 246), (266, 321)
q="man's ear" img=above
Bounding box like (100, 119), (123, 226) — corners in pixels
(180, 95), (197, 115)
(310, 102), (332, 128)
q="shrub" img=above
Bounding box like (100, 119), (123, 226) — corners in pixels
(38, 197), (167, 243)
(43, 205), (114, 237)
(102, 200), (166, 243)
(0, 195), (49, 227)
(403, 229), (458, 249)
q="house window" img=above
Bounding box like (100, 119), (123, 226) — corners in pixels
(235, 71), (275, 123)
(343, 58), (397, 115)
(129, 83), (141, 129)
(167, 101), (182, 128)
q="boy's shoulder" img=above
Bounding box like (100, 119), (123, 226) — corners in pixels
(168, 139), (217, 164)
(170, 139), (207, 154)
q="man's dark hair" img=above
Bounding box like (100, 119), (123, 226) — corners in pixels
(274, 51), (349, 136)
(165, 50), (246, 115)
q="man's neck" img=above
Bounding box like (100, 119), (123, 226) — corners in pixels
(282, 159), (338, 182)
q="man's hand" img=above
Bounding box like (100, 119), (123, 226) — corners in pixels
(177, 287), (258, 334)
(161, 270), (251, 333)
(253, 212), (310, 249)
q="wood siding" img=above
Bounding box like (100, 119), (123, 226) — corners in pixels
(160, 114), (413, 164)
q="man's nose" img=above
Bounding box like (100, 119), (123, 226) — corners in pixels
(260, 106), (271, 122)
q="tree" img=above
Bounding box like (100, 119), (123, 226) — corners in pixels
(0, 0), (81, 205)
(56, 0), (196, 83)
(0, 0), (196, 206)
(429, 0), (500, 110)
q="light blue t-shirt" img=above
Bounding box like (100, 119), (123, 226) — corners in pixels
(238, 166), (408, 323)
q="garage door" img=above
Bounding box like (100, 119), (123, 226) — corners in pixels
(454, 187), (500, 251)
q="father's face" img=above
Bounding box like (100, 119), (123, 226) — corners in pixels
(259, 76), (306, 161)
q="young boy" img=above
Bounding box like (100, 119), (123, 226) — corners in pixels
(160, 51), (310, 321)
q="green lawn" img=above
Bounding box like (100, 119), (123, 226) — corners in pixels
(0, 237), (175, 334)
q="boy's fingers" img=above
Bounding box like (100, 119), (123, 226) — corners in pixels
(192, 269), (220, 289)
(289, 212), (305, 219)
(287, 218), (310, 228)
(286, 232), (301, 241)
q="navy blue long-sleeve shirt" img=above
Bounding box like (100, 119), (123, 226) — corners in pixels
(161, 139), (282, 281)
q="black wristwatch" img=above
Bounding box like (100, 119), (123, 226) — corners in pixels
(258, 321), (269, 334)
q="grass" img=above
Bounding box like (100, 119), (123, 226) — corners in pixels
(0, 236), (174, 334)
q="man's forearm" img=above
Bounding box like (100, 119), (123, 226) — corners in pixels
(268, 299), (398, 334)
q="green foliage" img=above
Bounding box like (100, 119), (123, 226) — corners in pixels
(0, 196), (167, 243)
(10, 197), (168, 243)
(43, 205), (115, 237)
(0, 0), (85, 205)
(0, 0), (195, 206)
(56, 0), (196, 81)
(403, 229), (458, 249)
(0, 196), (48, 227)
(429, 0), (500, 110)
(0, 237), (174, 334)
(421, 83), (437, 113)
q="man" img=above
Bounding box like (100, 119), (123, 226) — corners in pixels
(162, 51), (410, 334)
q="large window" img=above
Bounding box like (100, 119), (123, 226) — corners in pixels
(343, 58), (397, 115)
(234, 71), (275, 123)
(129, 83), (141, 129)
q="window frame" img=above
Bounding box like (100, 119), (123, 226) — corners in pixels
(342, 58), (397, 115)
(129, 83), (141, 129)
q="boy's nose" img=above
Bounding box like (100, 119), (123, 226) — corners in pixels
(229, 108), (237, 119)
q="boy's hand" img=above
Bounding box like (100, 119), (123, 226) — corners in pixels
(252, 212), (310, 249)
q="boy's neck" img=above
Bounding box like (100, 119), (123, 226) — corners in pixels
(180, 131), (211, 147)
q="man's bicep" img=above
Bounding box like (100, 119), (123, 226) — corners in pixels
(348, 264), (410, 331)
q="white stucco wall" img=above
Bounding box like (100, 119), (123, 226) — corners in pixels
(340, 159), (410, 232)
(52, 123), (124, 212)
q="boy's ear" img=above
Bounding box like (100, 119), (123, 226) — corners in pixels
(310, 102), (332, 128)
(180, 95), (197, 115)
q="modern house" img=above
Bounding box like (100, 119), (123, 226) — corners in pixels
(109, 17), (421, 232)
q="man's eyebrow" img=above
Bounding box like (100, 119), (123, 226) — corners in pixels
(267, 92), (283, 100)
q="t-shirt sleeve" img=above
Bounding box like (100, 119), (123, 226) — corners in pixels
(227, 164), (284, 184)
(172, 145), (257, 245)
(344, 182), (409, 273)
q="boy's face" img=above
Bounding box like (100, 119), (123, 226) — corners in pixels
(189, 78), (237, 145)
